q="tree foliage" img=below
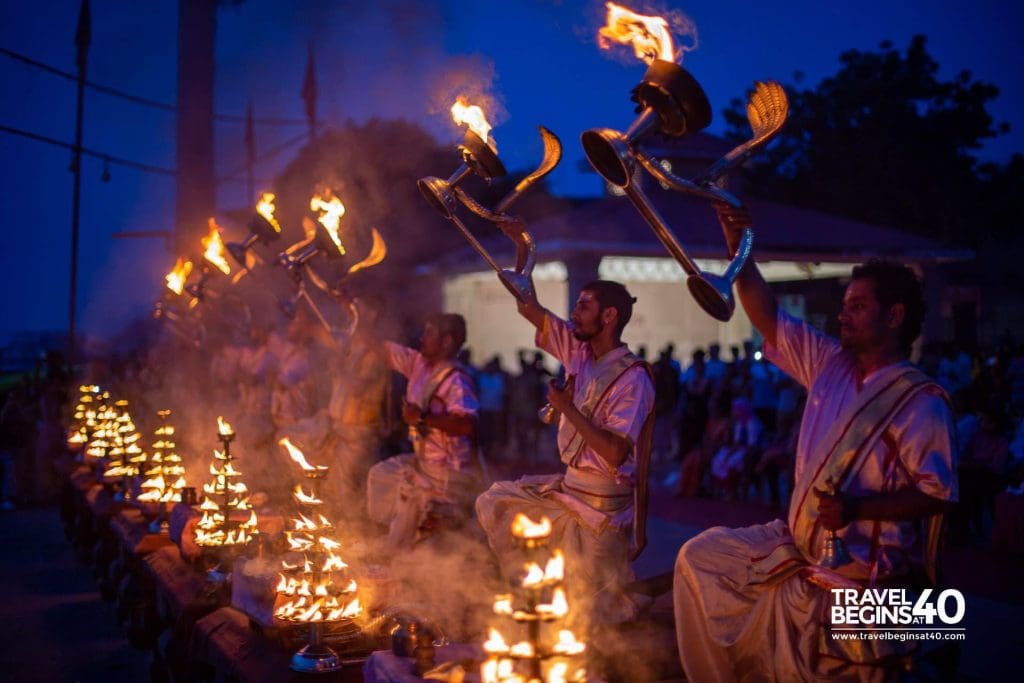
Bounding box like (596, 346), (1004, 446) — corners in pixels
(724, 35), (1020, 247)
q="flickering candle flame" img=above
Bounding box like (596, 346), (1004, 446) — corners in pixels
(551, 629), (586, 655)
(217, 416), (234, 436)
(293, 484), (323, 505)
(309, 191), (347, 255)
(484, 627), (510, 654)
(256, 192), (281, 233)
(278, 437), (328, 472)
(493, 594), (513, 615)
(544, 550), (565, 582)
(522, 562), (545, 587)
(481, 658), (520, 683)
(165, 258), (193, 295)
(323, 554), (348, 572)
(509, 641), (534, 658)
(598, 1), (675, 65)
(512, 513), (552, 540)
(201, 218), (232, 275)
(451, 96), (494, 145)
(536, 588), (569, 617)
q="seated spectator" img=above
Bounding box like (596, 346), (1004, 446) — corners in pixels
(709, 398), (762, 501)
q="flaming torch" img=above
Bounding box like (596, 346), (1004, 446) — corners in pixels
(275, 189), (352, 331)
(417, 97), (562, 303)
(226, 192), (284, 271)
(481, 514), (586, 683)
(581, 2), (788, 321)
(154, 260), (205, 348)
(184, 218), (233, 304)
(274, 438), (363, 673)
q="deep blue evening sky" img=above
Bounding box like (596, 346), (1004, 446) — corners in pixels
(2, 0), (1022, 342)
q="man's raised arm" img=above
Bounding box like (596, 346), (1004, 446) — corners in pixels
(715, 203), (778, 346)
(515, 286), (548, 331)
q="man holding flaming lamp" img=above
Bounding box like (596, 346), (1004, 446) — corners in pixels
(673, 205), (958, 680)
(476, 280), (655, 624)
(366, 312), (482, 550)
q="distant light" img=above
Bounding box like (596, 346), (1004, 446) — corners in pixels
(754, 351), (763, 361)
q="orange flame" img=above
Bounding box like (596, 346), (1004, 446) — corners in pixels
(598, 2), (675, 65)
(536, 587), (569, 617)
(165, 258), (193, 295)
(201, 218), (232, 275)
(511, 513), (552, 540)
(451, 97), (494, 145)
(346, 227), (387, 276)
(293, 484), (323, 505)
(217, 416), (234, 436)
(278, 437), (328, 472)
(552, 629), (586, 655)
(544, 550), (565, 582)
(493, 594), (513, 615)
(309, 191), (347, 255)
(483, 627), (510, 654)
(256, 192), (281, 233)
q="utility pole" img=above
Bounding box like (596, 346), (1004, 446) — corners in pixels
(301, 44), (317, 144)
(245, 100), (255, 202)
(68, 0), (91, 366)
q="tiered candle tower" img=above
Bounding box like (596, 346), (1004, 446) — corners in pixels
(482, 514), (587, 683)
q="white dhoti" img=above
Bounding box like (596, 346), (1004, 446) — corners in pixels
(367, 455), (482, 550)
(476, 467), (637, 624)
(675, 520), (933, 683)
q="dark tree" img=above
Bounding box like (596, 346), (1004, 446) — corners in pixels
(724, 35), (1017, 247)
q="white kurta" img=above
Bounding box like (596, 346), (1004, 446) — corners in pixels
(476, 312), (654, 623)
(366, 344), (480, 549)
(674, 311), (958, 682)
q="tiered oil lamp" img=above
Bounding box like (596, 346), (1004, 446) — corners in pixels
(417, 98), (562, 304)
(194, 416), (258, 574)
(102, 399), (143, 501)
(581, 2), (788, 321)
(83, 392), (116, 471)
(482, 514), (586, 683)
(67, 384), (101, 452)
(137, 410), (188, 533)
(274, 438), (363, 674)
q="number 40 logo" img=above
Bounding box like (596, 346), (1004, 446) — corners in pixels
(912, 589), (966, 625)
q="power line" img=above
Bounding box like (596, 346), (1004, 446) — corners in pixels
(0, 122), (177, 176)
(1, 46), (317, 126)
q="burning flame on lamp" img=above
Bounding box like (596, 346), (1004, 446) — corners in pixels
(484, 627), (510, 654)
(293, 484), (323, 505)
(598, 1), (675, 65)
(552, 629), (586, 656)
(309, 191), (347, 255)
(165, 258), (193, 295)
(512, 513), (552, 540)
(217, 416), (234, 436)
(202, 218), (232, 275)
(536, 588), (569, 617)
(279, 437), (328, 472)
(451, 96), (494, 146)
(256, 192), (282, 233)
